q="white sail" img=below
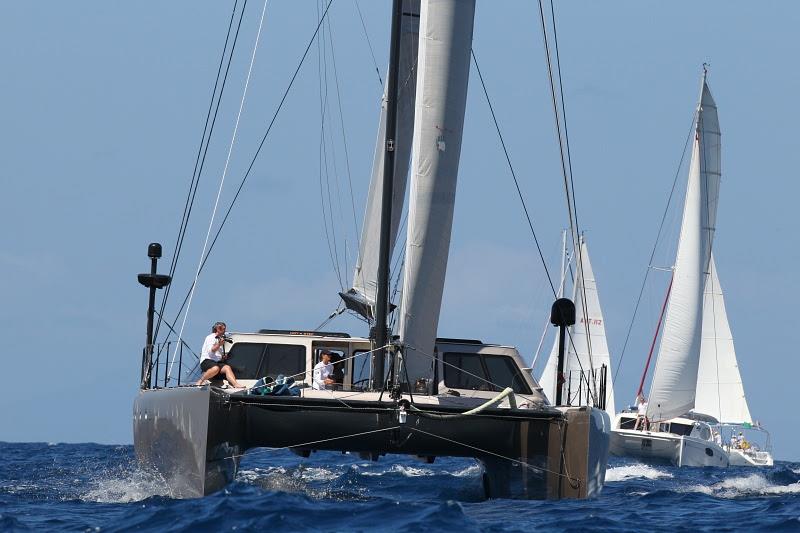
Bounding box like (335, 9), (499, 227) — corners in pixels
(345, 1), (420, 319)
(568, 237), (616, 416)
(694, 255), (752, 424)
(647, 78), (721, 422)
(540, 237), (616, 416)
(398, 0), (475, 385)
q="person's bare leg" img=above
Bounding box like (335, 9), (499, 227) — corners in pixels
(221, 365), (242, 388)
(196, 366), (221, 385)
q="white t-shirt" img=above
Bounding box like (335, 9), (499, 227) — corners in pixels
(312, 361), (333, 390)
(637, 401), (648, 416)
(201, 333), (224, 362)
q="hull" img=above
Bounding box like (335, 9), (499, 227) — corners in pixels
(610, 428), (728, 467)
(134, 386), (610, 500)
(728, 448), (774, 467)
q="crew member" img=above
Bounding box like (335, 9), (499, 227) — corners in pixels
(196, 321), (243, 388)
(313, 349), (335, 390)
(634, 394), (649, 431)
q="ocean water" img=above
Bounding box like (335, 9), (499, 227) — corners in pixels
(1, 442), (798, 532)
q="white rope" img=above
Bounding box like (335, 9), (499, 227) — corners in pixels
(167, 0), (271, 381)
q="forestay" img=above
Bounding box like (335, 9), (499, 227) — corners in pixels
(344, 0), (421, 319)
(647, 78), (721, 422)
(399, 0), (475, 386)
(694, 255), (753, 424)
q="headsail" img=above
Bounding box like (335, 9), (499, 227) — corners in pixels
(540, 236), (616, 416)
(647, 77), (721, 422)
(342, 1), (421, 320)
(398, 0), (476, 386)
(694, 255), (752, 424)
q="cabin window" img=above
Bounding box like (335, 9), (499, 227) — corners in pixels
(224, 343), (266, 379)
(669, 422), (694, 436)
(225, 342), (305, 380)
(618, 416), (637, 430)
(443, 353), (532, 394)
(351, 350), (372, 390)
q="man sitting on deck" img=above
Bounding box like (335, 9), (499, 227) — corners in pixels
(195, 321), (243, 388)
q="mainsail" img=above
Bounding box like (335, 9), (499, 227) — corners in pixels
(343, 0), (421, 320)
(540, 236), (616, 416)
(398, 0), (476, 386)
(646, 77), (721, 422)
(694, 255), (753, 424)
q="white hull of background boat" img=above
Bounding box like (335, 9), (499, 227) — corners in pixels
(727, 448), (774, 467)
(610, 428), (728, 467)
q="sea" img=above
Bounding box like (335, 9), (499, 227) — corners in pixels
(1, 442), (798, 532)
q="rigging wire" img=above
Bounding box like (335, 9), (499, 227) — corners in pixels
(168, 0), (271, 381)
(158, 0), (338, 348)
(154, 0), (245, 344)
(612, 109), (698, 383)
(471, 48), (597, 406)
(353, 0), (383, 86)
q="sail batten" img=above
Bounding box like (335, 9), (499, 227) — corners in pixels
(398, 0), (476, 385)
(646, 78), (721, 422)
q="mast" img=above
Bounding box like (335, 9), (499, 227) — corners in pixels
(371, 0), (404, 391)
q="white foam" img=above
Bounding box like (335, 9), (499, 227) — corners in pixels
(792, 468), (800, 475)
(361, 464), (435, 477)
(81, 470), (171, 503)
(684, 473), (800, 499)
(449, 464), (481, 478)
(605, 464), (673, 482)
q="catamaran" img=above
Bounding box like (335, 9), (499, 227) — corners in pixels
(610, 70), (728, 467)
(133, 0), (609, 499)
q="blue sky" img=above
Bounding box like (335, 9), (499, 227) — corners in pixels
(1, 1), (798, 460)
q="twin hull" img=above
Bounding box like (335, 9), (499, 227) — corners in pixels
(134, 386), (610, 500)
(610, 429), (728, 467)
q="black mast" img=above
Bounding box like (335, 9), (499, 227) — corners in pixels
(371, 0), (404, 391)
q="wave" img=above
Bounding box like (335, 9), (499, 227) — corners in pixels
(684, 473), (800, 499)
(605, 464), (673, 482)
(360, 464), (436, 477)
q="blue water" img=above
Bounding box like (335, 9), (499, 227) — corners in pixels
(1, 442), (798, 532)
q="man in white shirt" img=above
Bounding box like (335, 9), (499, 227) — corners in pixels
(312, 350), (335, 390)
(195, 321), (243, 388)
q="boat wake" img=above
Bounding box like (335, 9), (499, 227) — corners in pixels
(605, 464), (673, 482)
(683, 473), (800, 499)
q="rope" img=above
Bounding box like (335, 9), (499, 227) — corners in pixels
(407, 387), (515, 419)
(154, 0), (245, 344)
(406, 426), (579, 486)
(156, 0), (336, 352)
(167, 0), (271, 381)
(353, 0), (383, 86)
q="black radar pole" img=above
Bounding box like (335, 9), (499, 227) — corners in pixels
(137, 243), (171, 389)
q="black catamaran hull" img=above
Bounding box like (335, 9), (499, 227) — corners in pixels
(134, 386), (609, 500)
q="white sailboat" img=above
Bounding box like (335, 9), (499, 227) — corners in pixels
(610, 71), (729, 467)
(694, 256), (773, 466)
(539, 234), (616, 417)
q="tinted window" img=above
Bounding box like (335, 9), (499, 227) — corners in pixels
(619, 416), (637, 430)
(226, 343), (267, 379)
(351, 350), (371, 389)
(670, 423), (694, 436)
(483, 355), (532, 394)
(263, 344), (306, 380)
(443, 353), (491, 391)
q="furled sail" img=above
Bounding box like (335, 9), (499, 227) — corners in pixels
(398, 0), (476, 386)
(694, 255), (753, 424)
(647, 78), (721, 422)
(539, 237), (616, 416)
(342, 0), (421, 320)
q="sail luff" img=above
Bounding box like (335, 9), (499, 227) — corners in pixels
(345, 1), (420, 319)
(398, 0), (476, 385)
(694, 255), (753, 424)
(646, 77), (721, 422)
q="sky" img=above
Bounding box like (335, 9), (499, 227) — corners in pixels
(1, 1), (798, 460)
